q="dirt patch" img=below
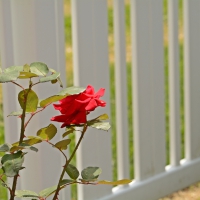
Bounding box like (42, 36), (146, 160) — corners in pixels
(160, 182), (200, 200)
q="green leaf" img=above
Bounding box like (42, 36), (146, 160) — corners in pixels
(66, 164), (79, 180)
(39, 185), (57, 198)
(49, 68), (63, 87)
(10, 143), (38, 153)
(12, 136), (42, 147)
(81, 167), (102, 181)
(0, 143), (12, 152)
(58, 86), (85, 96)
(30, 62), (49, 76)
(87, 114), (110, 131)
(98, 179), (132, 185)
(7, 110), (23, 117)
(51, 79), (57, 84)
(18, 89), (39, 112)
(59, 179), (75, 186)
(39, 72), (60, 83)
(4, 66), (23, 73)
(0, 70), (20, 83)
(37, 124), (57, 141)
(23, 64), (30, 72)
(26, 136), (43, 145)
(7, 110), (33, 117)
(39, 180), (71, 198)
(89, 122), (111, 131)
(1, 151), (25, 177)
(15, 190), (39, 199)
(94, 114), (109, 121)
(79, 178), (98, 182)
(54, 139), (71, 150)
(40, 95), (66, 108)
(57, 76), (63, 87)
(62, 129), (75, 138)
(18, 72), (38, 79)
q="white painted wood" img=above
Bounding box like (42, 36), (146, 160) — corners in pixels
(99, 158), (200, 200)
(183, 0), (200, 160)
(0, 0), (18, 145)
(131, 0), (165, 180)
(71, 0), (112, 199)
(0, 0), (69, 198)
(168, 0), (181, 166)
(113, 0), (129, 179)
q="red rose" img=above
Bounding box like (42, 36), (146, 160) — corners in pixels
(51, 85), (106, 127)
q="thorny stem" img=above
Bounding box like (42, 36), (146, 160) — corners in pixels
(52, 124), (88, 200)
(0, 174), (12, 193)
(11, 81), (24, 90)
(32, 81), (40, 87)
(10, 85), (32, 200)
(47, 141), (67, 160)
(19, 87), (31, 142)
(10, 175), (18, 200)
(24, 104), (50, 129)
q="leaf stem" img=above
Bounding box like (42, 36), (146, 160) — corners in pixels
(52, 124), (88, 200)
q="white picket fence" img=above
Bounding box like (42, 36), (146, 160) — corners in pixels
(1, 0), (200, 200)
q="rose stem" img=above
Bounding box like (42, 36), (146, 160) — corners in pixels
(10, 86), (31, 200)
(52, 124), (88, 200)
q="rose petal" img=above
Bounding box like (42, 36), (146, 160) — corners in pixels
(85, 99), (98, 111)
(51, 115), (68, 122)
(94, 88), (105, 97)
(85, 85), (95, 95)
(95, 99), (106, 107)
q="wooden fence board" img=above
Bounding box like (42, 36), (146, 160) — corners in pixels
(71, 0), (112, 199)
(168, 0), (181, 166)
(131, 0), (165, 180)
(184, 0), (200, 160)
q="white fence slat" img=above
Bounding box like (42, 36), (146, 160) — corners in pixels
(184, 0), (200, 160)
(168, 0), (181, 166)
(0, 0), (69, 198)
(131, 0), (165, 180)
(0, 0), (18, 144)
(71, 0), (112, 199)
(113, 0), (129, 179)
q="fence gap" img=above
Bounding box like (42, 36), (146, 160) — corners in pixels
(107, 0), (118, 183)
(163, 0), (170, 166)
(124, 0), (134, 180)
(179, 0), (185, 160)
(113, 0), (130, 181)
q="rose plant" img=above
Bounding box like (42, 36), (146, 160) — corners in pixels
(0, 62), (131, 200)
